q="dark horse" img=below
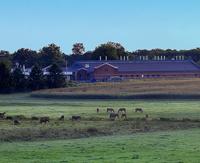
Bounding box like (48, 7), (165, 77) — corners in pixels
(135, 108), (144, 113)
(40, 117), (50, 124)
(59, 115), (64, 121)
(107, 108), (115, 113)
(72, 115), (81, 121)
(0, 112), (6, 119)
(118, 108), (126, 113)
(109, 113), (119, 120)
(13, 119), (20, 125)
(96, 108), (100, 113)
(121, 113), (127, 120)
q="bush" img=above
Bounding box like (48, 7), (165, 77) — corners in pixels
(87, 127), (98, 133)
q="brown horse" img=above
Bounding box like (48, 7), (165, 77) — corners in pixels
(107, 108), (115, 113)
(118, 108), (126, 113)
(135, 108), (144, 113)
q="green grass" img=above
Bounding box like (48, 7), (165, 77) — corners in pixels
(0, 93), (200, 162)
(0, 129), (200, 163)
(0, 94), (200, 120)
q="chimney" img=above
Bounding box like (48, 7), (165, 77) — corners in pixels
(15, 62), (19, 68)
(99, 56), (102, 61)
(65, 58), (68, 67)
(23, 65), (25, 72)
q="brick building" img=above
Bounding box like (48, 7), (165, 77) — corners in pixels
(66, 60), (200, 81)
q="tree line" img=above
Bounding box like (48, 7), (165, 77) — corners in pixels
(1, 42), (200, 93)
(2, 42), (200, 69)
(0, 62), (70, 93)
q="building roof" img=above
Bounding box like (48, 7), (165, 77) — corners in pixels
(68, 60), (200, 73)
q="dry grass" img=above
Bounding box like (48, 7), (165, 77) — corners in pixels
(33, 78), (200, 98)
(0, 118), (199, 141)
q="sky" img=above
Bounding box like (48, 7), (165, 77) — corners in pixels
(1, 0), (200, 54)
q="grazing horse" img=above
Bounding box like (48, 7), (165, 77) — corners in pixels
(0, 112), (6, 119)
(59, 115), (64, 121)
(107, 108), (115, 113)
(118, 108), (126, 113)
(109, 113), (119, 120)
(135, 108), (144, 113)
(6, 116), (13, 120)
(13, 119), (20, 125)
(40, 117), (50, 124)
(31, 116), (39, 120)
(72, 115), (81, 121)
(121, 113), (127, 120)
(96, 108), (100, 113)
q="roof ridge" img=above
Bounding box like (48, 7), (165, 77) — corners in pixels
(75, 59), (191, 63)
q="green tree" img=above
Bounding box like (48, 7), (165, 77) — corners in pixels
(92, 42), (126, 60)
(28, 65), (45, 90)
(39, 44), (65, 67)
(0, 62), (11, 92)
(11, 68), (27, 91)
(47, 63), (66, 88)
(13, 48), (38, 67)
(72, 43), (85, 55)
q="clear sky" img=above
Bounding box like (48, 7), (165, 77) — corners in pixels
(1, 0), (200, 54)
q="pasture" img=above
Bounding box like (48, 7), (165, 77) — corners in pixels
(32, 78), (200, 99)
(0, 93), (200, 162)
(1, 93), (200, 120)
(0, 129), (200, 162)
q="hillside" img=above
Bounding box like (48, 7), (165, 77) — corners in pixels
(32, 78), (200, 99)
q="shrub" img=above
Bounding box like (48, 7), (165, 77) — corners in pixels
(87, 127), (98, 133)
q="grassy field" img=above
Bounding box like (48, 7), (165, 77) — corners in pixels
(32, 78), (200, 99)
(0, 93), (200, 162)
(1, 93), (200, 119)
(0, 129), (200, 163)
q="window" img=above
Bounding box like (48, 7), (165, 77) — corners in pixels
(85, 64), (90, 68)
